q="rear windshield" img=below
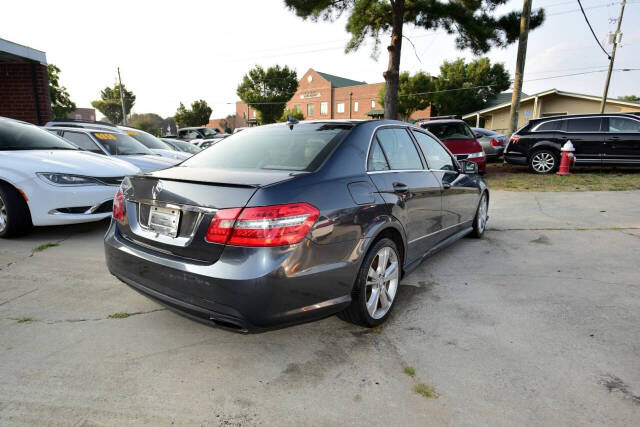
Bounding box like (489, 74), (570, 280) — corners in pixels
(124, 129), (171, 149)
(422, 122), (474, 140)
(91, 132), (154, 156)
(182, 123), (352, 171)
(0, 121), (77, 151)
(163, 138), (202, 154)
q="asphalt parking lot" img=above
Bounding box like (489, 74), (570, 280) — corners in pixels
(1, 190), (639, 426)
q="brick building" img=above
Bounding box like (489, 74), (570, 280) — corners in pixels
(0, 38), (52, 125)
(234, 68), (431, 127)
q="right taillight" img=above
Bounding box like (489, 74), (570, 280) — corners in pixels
(490, 138), (503, 147)
(205, 203), (319, 247)
(113, 188), (125, 222)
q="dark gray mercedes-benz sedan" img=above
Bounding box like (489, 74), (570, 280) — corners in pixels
(104, 120), (489, 332)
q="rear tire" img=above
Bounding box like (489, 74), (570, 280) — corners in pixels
(337, 238), (401, 327)
(528, 149), (559, 174)
(471, 192), (488, 238)
(0, 183), (32, 238)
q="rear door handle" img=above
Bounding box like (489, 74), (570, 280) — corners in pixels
(392, 182), (409, 193)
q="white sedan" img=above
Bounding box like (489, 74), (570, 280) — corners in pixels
(0, 117), (141, 237)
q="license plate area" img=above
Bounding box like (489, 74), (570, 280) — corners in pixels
(148, 206), (180, 237)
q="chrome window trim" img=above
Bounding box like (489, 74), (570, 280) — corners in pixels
(365, 124), (426, 172)
(531, 115), (640, 133)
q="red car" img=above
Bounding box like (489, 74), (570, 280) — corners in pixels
(418, 119), (487, 174)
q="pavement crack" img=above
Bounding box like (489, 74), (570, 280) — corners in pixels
(4, 308), (166, 324)
(0, 288), (38, 307)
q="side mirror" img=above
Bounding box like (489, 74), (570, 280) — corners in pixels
(459, 160), (478, 175)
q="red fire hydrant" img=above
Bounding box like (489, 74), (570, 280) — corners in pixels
(556, 141), (575, 176)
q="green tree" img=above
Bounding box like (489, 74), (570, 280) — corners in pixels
(618, 95), (640, 102)
(47, 64), (76, 119)
(130, 113), (164, 136)
(279, 108), (305, 122)
(237, 65), (298, 124)
(431, 58), (511, 116)
(91, 84), (136, 124)
(284, 0), (544, 120)
(378, 71), (434, 121)
(173, 100), (213, 127)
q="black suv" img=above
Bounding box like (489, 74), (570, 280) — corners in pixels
(504, 113), (640, 173)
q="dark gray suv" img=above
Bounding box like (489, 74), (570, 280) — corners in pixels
(104, 120), (489, 332)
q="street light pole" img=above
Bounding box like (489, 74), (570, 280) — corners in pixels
(117, 67), (127, 125)
(600, 0), (626, 113)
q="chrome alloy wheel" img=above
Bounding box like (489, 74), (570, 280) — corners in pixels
(477, 193), (488, 233)
(365, 246), (399, 319)
(531, 152), (555, 173)
(0, 194), (7, 234)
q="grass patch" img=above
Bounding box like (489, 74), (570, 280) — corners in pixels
(32, 242), (59, 253)
(108, 312), (130, 319)
(403, 366), (416, 377)
(484, 163), (640, 192)
(16, 317), (35, 323)
(414, 383), (438, 398)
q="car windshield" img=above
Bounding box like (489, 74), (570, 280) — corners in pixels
(124, 129), (171, 149)
(182, 122), (353, 171)
(91, 132), (154, 155)
(162, 138), (202, 154)
(201, 128), (219, 137)
(0, 121), (78, 151)
(423, 122), (475, 140)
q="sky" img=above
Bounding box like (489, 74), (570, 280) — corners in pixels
(2, 0), (639, 119)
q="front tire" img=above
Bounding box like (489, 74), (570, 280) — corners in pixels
(337, 238), (401, 327)
(529, 149), (559, 174)
(0, 183), (32, 238)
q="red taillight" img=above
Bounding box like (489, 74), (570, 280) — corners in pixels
(490, 138), (503, 147)
(205, 203), (319, 247)
(509, 135), (520, 143)
(113, 188), (125, 221)
(205, 207), (242, 244)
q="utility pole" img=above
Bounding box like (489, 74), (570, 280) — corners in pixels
(117, 67), (127, 125)
(600, 0), (626, 113)
(507, 0), (532, 136)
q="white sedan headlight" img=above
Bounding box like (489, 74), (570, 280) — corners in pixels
(36, 173), (103, 186)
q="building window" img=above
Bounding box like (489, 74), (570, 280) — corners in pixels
(294, 104), (301, 113)
(337, 103), (345, 113)
(354, 101), (359, 112)
(371, 99), (376, 108)
(320, 102), (328, 116)
(307, 103), (314, 117)
(252, 110), (256, 118)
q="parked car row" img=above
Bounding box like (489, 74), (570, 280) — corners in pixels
(0, 117), (186, 237)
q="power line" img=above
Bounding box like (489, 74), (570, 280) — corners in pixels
(577, 0), (612, 59)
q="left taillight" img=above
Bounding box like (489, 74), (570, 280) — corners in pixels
(113, 188), (125, 222)
(205, 203), (319, 247)
(490, 138), (503, 147)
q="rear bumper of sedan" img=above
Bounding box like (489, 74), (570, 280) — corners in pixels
(104, 220), (361, 332)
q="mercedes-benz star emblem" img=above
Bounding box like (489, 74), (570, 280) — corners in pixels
(152, 181), (164, 199)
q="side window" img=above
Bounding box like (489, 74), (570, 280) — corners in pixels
(566, 118), (602, 132)
(375, 128), (423, 170)
(368, 141), (390, 171)
(535, 120), (564, 132)
(412, 131), (455, 171)
(62, 132), (103, 154)
(609, 117), (640, 132)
